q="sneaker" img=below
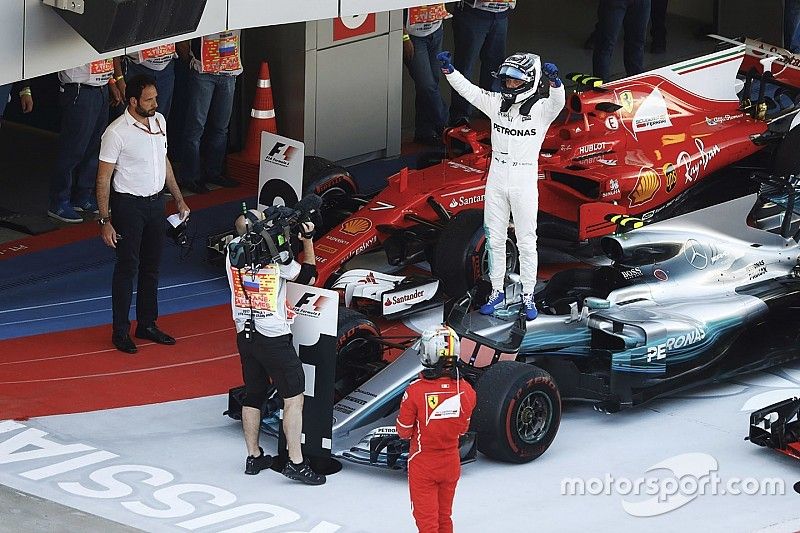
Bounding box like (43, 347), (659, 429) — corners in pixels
(281, 458), (326, 485)
(522, 293), (538, 321)
(47, 202), (83, 223)
(479, 289), (505, 315)
(73, 198), (99, 214)
(245, 447), (273, 475)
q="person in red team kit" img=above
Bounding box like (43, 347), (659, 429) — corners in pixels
(396, 325), (476, 533)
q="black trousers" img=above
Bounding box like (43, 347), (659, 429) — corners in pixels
(110, 192), (165, 337)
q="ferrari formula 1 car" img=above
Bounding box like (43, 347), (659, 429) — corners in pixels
(305, 37), (800, 302)
(747, 397), (800, 461)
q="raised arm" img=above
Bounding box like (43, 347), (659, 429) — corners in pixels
(437, 51), (499, 118)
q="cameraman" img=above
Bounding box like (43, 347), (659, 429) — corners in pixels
(225, 209), (326, 485)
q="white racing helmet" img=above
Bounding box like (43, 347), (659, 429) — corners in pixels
(419, 325), (460, 369)
(496, 52), (543, 110)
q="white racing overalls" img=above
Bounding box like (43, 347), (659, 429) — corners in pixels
(445, 70), (565, 293)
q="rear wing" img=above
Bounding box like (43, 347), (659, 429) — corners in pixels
(741, 37), (800, 90)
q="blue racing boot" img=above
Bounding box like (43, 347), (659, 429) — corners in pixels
(479, 289), (505, 315)
(522, 293), (538, 320)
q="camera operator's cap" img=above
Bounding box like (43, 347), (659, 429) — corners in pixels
(235, 208), (265, 236)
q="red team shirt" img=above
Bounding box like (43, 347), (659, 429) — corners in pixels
(396, 375), (477, 459)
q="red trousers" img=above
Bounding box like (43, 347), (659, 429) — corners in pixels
(408, 451), (461, 533)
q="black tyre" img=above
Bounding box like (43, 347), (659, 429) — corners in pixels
(335, 307), (382, 401)
(772, 125), (800, 179)
(432, 209), (518, 298)
(302, 156), (359, 234)
(471, 361), (561, 463)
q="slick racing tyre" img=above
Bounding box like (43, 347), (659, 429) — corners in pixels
(772, 125), (800, 179)
(471, 361), (561, 463)
(432, 209), (518, 298)
(303, 156), (359, 235)
(335, 307), (382, 401)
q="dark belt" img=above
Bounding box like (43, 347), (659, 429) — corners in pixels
(460, 4), (511, 17)
(115, 191), (163, 201)
(62, 82), (106, 90)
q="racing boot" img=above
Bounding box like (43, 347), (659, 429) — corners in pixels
(479, 289), (505, 315)
(245, 447), (273, 475)
(281, 458), (326, 485)
(522, 293), (538, 321)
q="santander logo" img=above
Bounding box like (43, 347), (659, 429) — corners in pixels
(385, 289), (425, 306)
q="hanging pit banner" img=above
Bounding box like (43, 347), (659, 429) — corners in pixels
(278, 283), (339, 472)
(258, 132), (305, 211)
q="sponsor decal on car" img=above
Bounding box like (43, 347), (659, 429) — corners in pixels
(448, 193), (485, 208)
(646, 328), (706, 362)
(676, 138), (721, 183)
(341, 235), (379, 263)
(324, 235), (350, 245)
(446, 162), (483, 173)
(631, 88), (672, 136)
(747, 260), (767, 280)
(382, 279), (439, 315)
(621, 267), (643, 280)
(705, 113), (744, 126)
(314, 174), (348, 193)
(316, 244), (338, 254)
(663, 163), (677, 193)
(619, 90), (635, 114)
(605, 115), (620, 130)
(602, 178), (621, 198)
(341, 217), (372, 236)
(683, 239), (708, 270)
(654, 268), (669, 281)
(628, 167), (661, 207)
(578, 142), (610, 156)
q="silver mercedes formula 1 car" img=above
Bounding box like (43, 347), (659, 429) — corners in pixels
(327, 168), (800, 467)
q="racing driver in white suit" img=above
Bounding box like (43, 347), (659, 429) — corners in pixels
(438, 50), (565, 319)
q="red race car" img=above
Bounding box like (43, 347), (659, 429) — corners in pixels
(308, 39), (799, 299)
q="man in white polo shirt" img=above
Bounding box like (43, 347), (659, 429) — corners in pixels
(96, 74), (191, 354)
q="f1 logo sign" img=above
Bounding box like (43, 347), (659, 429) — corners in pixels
(333, 14), (376, 42)
(267, 142), (297, 162)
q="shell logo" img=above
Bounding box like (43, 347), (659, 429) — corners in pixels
(341, 217), (372, 236)
(628, 168), (661, 207)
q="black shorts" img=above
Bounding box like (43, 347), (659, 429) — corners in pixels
(237, 331), (305, 400)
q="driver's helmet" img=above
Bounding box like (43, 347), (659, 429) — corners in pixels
(496, 52), (542, 106)
(419, 325), (460, 368)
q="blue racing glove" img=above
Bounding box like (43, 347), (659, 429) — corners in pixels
(543, 62), (562, 88)
(437, 51), (454, 74)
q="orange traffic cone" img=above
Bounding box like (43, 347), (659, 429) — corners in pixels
(227, 61), (278, 187)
